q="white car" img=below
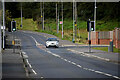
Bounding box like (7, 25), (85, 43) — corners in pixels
(46, 38), (59, 48)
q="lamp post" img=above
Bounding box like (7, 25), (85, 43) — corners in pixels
(2, 0), (5, 49)
(21, 2), (22, 28)
(94, 0), (96, 31)
(0, 2), (2, 52)
(73, 0), (75, 43)
(61, 0), (63, 38)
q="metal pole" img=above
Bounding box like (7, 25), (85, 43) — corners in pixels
(0, 2), (2, 53)
(56, 3), (58, 33)
(75, 0), (77, 38)
(21, 2), (22, 28)
(73, 0), (75, 43)
(2, 0), (5, 49)
(89, 19), (91, 52)
(57, 3), (59, 33)
(12, 32), (15, 53)
(40, 2), (43, 30)
(61, 1), (63, 38)
(94, 0), (96, 31)
(43, 2), (44, 30)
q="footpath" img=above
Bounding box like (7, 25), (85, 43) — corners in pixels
(1, 32), (27, 79)
(2, 49), (26, 79)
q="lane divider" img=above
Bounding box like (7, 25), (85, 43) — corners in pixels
(30, 35), (120, 79)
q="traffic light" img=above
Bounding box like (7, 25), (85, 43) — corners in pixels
(11, 21), (16, 31)
(91, 21), (95, 31)
(87, 21), (90, 32)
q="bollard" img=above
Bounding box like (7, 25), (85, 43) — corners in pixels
(108, 41), (113, 52)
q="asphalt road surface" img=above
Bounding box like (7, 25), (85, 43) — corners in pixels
(12, 30), (120, 79)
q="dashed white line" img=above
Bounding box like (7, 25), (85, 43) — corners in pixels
(26, 59), (32, 68)
(32, 69), (37, 75)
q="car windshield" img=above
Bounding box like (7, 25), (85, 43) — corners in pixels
(47, 38), (58, 41)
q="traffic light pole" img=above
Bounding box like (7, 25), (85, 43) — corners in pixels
(12, 31), (15, 53)
(89, 19), (91, 53)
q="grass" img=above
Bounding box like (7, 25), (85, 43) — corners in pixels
(14, 17), (38, 31)
(93, 47), (120, 53)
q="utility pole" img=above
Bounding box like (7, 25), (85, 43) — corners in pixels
(2, 0), (5, 49)
(40, 2), (43, 30)
(94, 0), (96, 31)
(0, 2), (2, 53)
(21, 2), (22, 28)
(43, 2), (44, 30)
(73, 0), (75, 43)
(56, 3), (58, 33)
(75, 1), (77, 38)
(57, 3), (59, 33)
(61, 1), (63, 38)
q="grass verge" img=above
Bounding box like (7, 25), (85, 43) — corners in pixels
(93, 47), (120, 53)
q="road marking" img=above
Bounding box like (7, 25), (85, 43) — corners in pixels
(67, 49), (110, 62)
(30, 35), (120, 79)
(32, 69), (37, 75)
(26, 59), (37, 75)
(31, 36), (42, 46)
(26, 59), (32, 68)
(46, 51), (120, 79)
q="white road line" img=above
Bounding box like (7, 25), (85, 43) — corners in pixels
(32, 69), (37, 75)
(67, 49), (110, 62)
(26, 59), (32, 68)
(31, 35), (120, 79)
(46, 51), (120, 79)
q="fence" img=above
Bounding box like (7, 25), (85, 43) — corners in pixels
(89, 28), (120, 49)
(113, 28), (120, 49)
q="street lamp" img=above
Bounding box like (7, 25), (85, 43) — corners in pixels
(94, 0), (97, 31)
(20, 2), (22, 28)
(2, 0), (5, 49)
(72, 0), (75, 43)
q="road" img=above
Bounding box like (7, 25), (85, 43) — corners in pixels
(12, 30), (119, 79)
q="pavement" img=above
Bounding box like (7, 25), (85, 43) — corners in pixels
(2, 49), (26, 79)
(0, 53), (2, 80)
(1, 32), (27, 79)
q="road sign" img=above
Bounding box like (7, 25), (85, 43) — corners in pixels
(1, 26), (5, 29)
(12, 40), (15, 45)
(60, 21), (63, 24)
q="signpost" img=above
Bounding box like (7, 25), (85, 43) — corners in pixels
(11, 20), (16, 53)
